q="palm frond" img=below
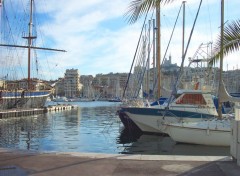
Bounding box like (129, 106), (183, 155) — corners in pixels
(210, 20), (240, 66)
(125, 0), (177, 24)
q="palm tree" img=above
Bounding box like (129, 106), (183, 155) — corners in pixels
(125, 0), (177, 24)
(210, 19), (240, 66)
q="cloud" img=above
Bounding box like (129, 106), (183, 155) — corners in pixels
(2, 0), (239, 80)
(43, 0), (239, 80)
(34, 0), (138, 79)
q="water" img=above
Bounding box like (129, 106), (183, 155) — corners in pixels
(0, 101), (230, 156)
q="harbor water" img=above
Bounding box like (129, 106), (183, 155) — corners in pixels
(0, 101), (230, 156)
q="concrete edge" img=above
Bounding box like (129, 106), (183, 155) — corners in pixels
(0, 148), (232, 162)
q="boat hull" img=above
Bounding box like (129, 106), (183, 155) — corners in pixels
(118, 110), (142, 132)
(0, 90), (51, 109)
(165, 120), (231, 146)
(121, 106), (216, 134)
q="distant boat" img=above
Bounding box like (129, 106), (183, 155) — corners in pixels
(53, 96), (68, 102)
(69, 97), (95, 102)
(0, 0), (65, 110)
(108, 97), (122, 102)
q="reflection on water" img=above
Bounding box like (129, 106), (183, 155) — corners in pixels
(0, 101), (230, 155)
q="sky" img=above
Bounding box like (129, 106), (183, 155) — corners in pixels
(1, 0), (240, 81)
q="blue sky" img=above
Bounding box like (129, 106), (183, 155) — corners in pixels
(1, 0), (240, 80)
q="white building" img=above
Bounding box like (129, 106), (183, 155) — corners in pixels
(64, 69), (82, 98)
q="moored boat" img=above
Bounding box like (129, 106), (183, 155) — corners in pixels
(121, 87), (219, 133)
(0, 89), (51, 109)
(0, 0), (65, 110)
(163, 118), (232, 146)
(108, 97), (122, 102)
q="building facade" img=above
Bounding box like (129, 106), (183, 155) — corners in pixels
(54, 69), (82, 98)
(64, 69), (82, 98)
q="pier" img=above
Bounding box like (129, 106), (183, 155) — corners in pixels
(45, 104), (76, 112)
(0, 104), (75, 119)
(0, 149), (239, 176)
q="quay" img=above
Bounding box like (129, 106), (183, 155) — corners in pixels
(0, 149), (240, 176)
(0, 104), (75, 119)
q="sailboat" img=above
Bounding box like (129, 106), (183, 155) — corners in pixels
(0, 0), (66, 110)
(162, 0), (240, 146)
(118, 2), (168, 132)
(119, 1), (218, 133)
(163, 82), (234, 146)
(164, 118), (231, 146)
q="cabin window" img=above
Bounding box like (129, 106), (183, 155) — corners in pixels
(176, 94), (206, 105)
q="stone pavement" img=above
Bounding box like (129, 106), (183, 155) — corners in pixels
(0, 148), (240, 176)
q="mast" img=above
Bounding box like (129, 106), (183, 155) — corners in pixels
(218, 0), (224, 118)
(0, 0), (66, 90)
(27, 0), (35, 89)
(156, 2), (161, 98)
(152, 19), (156, 93)
(182, 1), (186, 60)
(147, 20), (151, 98)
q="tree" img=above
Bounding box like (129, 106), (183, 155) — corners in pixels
(125, 0), (177, 24)
(210, 20), (240, 65)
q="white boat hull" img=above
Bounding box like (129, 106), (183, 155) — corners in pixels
(126, 112), (212, 134)
(123, 106), (217, 134)
(165, 120), (231, 146)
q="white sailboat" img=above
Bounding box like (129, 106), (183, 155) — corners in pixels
(122, 85), (220, 133)
(163, 0), (240, 146)
(118, 2), (170, 132)
(119, 1), (223, 134)
(163, 80), (237, 146)
(0, 0), (65, 109)
(164, 118), (231, 146)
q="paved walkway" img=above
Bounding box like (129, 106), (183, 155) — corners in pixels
(0, 148), (240, 176)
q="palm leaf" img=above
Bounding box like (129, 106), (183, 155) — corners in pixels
(125, 0), (177, 24)
(210, 20), (240, 66)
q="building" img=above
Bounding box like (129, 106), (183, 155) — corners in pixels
(64, 69), (82, 98)
(52, 65), (240, 100)
(6, 79), (52, 91)
(161, 55), (179, 74)
(130, 55), (179, 99)
(0, 80), (6, 90)
(54, 78), (65, 97)
(54, 70), (93, 98)
(92, 73), (128, 99)
(222, 69), (240, 93)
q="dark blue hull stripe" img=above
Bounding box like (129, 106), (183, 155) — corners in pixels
(121, 107), (215, 119)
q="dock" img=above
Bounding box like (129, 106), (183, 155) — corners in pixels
(0, 104), (76, 119)
(0, 149), (239, 176)
(45, 104), (76, 112)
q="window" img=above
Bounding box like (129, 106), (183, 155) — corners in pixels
(176, 94), (206, 105)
